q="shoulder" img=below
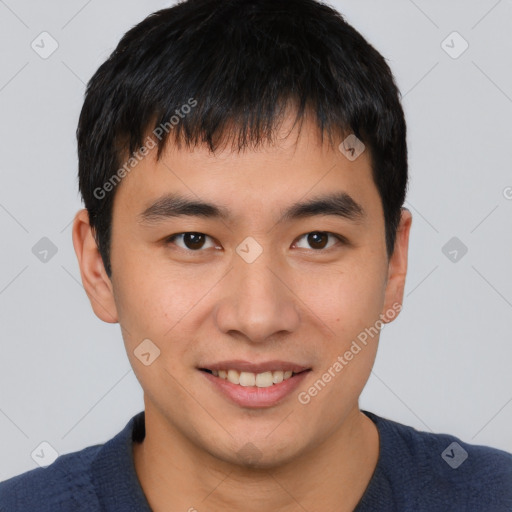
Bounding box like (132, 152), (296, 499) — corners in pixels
(0, 443), (103, 512)
(364, 410), (512, 511)
(0, 412), (145, 512)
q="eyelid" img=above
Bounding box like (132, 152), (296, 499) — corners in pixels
(293, 231), (347, 250)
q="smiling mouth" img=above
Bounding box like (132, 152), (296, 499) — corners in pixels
(199, 368), (310, 388)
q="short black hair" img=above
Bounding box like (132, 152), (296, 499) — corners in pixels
(77, 0), (408, 278)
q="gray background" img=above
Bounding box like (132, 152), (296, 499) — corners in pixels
(1, 0), (511, 481)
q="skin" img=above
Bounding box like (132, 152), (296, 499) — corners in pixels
(72, 110), (412, 512)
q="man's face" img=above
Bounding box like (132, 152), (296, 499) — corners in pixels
(77, 113), (410, 468)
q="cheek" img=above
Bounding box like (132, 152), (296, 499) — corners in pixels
(295, 259), (387, 339)
(112, 268), (200, 390)
(111, 251), (214, 349)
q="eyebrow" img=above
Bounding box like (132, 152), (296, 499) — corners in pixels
(137, 191), (366, 226)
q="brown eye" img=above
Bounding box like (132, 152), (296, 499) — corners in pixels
(166, 232), (216, 251)
(307, 232), (329, 249)
(294, 231), (344, 251)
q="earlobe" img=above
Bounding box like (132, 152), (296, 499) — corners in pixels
(71, 209), (119, 323)
(381, 207), (413, 323)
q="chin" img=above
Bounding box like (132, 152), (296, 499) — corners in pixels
(207, 433), (306, 470)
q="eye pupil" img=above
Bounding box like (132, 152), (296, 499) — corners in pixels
(184, 232), (205, 250)
(307, 232), (328, 249)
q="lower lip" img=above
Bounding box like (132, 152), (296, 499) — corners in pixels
(200, 370), (310, 408)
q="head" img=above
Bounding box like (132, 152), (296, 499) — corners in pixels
(73, 0), (411, 468)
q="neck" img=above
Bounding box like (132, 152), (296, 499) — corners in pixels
(133, 402), (379, 512)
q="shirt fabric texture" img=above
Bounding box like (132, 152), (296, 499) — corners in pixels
(1, 409), (511, 511)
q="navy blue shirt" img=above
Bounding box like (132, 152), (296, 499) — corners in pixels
(1, 410), (511, 511)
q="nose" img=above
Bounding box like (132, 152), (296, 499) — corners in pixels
(214, 248), (301, 344)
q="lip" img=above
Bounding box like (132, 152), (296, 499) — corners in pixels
(199, 367), (311, 408)
(198, 359), (310, 374)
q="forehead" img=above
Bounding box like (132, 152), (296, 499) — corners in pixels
(112, 114), (382, 228)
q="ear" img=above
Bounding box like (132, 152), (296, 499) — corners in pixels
(71, 209), (119, 323)
(381, 207), (413, 323)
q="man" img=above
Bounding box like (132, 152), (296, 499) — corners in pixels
(1, 0), (511, 510)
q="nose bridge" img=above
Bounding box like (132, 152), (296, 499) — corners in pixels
(237, 247), (280, 303)
(215, 242), (300, 342)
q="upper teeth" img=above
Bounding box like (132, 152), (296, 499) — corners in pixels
(212, 369), (294, 387)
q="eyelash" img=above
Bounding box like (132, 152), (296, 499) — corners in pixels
(164, 231), (347, 252)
